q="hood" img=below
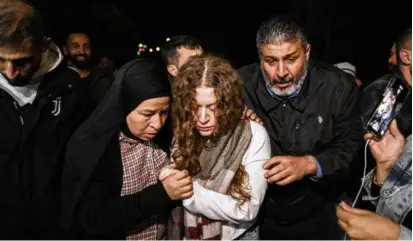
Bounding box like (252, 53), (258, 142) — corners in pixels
(0, 39), (64, 106)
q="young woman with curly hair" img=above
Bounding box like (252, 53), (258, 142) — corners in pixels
(161, 54), (271, 240)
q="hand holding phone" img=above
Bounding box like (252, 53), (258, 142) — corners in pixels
(366, 75), (410, 140)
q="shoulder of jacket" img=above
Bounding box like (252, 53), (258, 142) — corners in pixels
(310, 61), (357, 94)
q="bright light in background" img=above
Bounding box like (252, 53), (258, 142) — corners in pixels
(156, 47), (160, 51)
(166, 38), (170, 42)
(149, 48), (153, 52)
(138, 43), (143, 47)
(143, 44), (147, 48)
(136, 51), (141, 56)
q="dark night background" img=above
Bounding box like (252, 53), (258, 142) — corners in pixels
(30, 0), (412, 86)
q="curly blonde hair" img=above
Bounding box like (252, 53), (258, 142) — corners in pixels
(171, 54), (250, 205)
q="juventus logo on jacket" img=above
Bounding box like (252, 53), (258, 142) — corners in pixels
(51, 97), (62, 116)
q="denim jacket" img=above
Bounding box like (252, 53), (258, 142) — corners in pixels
(362, 135), (412, 240)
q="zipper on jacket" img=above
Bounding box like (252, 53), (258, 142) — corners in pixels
(19, 116), (24, 126)
(13, 101), (24, 126)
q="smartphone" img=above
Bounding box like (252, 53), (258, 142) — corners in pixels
(366, 75), (410, 140)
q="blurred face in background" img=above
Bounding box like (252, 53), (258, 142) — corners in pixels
(64, 33), (92, 69)
(167, 46), (203, 77)
(388, 43), (397, 70)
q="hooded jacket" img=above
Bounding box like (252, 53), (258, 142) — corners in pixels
(62, 58), (174, 239)
(0, 40), (91, 239)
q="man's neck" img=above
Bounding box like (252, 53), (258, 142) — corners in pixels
(68, 61), (91, 79)
(79, 69), (91, 79)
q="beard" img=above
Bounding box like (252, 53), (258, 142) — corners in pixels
(67, 54), (93, 69)
(260, 62), (307, 97)
(2, 61), (41, 87)
(2, 74), (32, 86)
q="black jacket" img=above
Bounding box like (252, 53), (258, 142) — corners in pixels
(0, 64), (91, 239)
(238, 61), (364, 222)
(81, 66), (114, 107)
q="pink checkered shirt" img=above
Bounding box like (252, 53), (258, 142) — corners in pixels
(119, 132), (169, 240)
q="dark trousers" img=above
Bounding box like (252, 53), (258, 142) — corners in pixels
(259, 202), (343, 240)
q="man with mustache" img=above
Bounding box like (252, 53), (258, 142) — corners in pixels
(238, 16), (364, 240)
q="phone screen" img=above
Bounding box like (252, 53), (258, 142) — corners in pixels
(366, 76), (410, 140)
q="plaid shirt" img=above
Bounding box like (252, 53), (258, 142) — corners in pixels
(119, 132), (169, 240)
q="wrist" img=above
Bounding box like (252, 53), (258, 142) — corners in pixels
(377, 156), (398, 167)
(375, 167), (390, 185)
(305, 155), (318, 175)
(386, 223), (401, 240)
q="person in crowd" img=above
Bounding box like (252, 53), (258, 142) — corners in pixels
(161, 35), (204, 79)
(63, 32), (113, 106)
(334, 62), (362, 87)
(388, 42), (397, 71)
(63, 32), (94, 79)
(361, 29), (412, 144)
(337, 122), (411, 240)
(97, 56), (116, 75)
(62, 58), (193, 239)
(0, 0), (92, 238)
(395, 29), (412, 87)
(238, 15), (363, 239)
(161, 35), (263, 125)
(161, 54), (271, 240)
(337, 28), (412, 240)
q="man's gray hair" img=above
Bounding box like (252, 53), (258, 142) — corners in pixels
(256, 16), (308, 51)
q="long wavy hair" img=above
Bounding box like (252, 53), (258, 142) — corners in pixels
(172, 54), (250, 205)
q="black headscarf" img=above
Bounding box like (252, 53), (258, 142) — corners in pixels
(62, 58), (172, 230)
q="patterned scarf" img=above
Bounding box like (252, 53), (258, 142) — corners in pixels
(119, 132), (170, 240)
(183, 120), (252, 240)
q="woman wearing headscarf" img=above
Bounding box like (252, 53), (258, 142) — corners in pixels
(161, 55), (271, 240)
(61, 58), (193, 239)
